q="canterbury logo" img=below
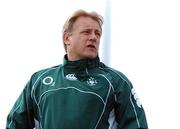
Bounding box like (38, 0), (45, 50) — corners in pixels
(65, 74), (77, 80)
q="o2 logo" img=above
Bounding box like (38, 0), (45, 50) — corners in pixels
(42, 76), (55, 86)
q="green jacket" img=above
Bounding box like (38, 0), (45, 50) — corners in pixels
(6, 56), (148, 129)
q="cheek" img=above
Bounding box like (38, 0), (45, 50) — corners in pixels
(96, 41), (100, 48)
(72, 42), (84, 51)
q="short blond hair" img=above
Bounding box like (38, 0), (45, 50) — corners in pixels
(62, 9), (104, 52)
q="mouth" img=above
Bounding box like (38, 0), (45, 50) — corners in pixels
(87, 44), (96, 49)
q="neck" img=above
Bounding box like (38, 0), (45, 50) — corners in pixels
(66, 55), (96, 61)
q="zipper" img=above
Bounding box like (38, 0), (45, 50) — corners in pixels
(86, 67), (89, 74)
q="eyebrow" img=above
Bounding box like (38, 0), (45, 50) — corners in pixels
(81, 27), (101, 32)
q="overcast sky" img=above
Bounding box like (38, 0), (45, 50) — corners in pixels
(0, 0), (180, 128)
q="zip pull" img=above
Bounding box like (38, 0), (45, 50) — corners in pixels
(86, 68), (89, 74)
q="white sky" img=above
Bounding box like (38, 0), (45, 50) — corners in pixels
(0, 0), (180, 128)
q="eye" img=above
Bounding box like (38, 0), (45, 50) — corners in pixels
(95, 31), (101, 37)
(82, 30), (90, 35)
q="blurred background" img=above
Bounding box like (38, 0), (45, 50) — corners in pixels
(0, 0), (180, 128)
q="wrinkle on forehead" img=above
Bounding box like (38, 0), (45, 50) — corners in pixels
(72, 17), (102, 32)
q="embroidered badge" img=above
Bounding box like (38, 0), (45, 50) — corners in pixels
(87, 77), (97, 86)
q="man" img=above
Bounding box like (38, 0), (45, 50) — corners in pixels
(6, 10), (148, 129)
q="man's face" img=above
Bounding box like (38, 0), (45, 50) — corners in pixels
(64, 16), (102, 61)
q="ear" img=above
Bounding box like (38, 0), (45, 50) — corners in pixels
(63, 32), (71, 46)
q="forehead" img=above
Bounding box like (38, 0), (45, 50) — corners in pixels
(73, 16), (101, 31)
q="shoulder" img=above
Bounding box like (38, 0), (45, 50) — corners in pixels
(107, 67), (131, 84)
(100, 64), (132, 90)
(30, 64), (63, 83)
(100, 64), (131, 83)
(28, 64), (63, 97)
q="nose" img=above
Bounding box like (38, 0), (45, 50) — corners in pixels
(89, 32), (97, 41)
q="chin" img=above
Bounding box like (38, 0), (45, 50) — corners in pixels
(81, 50), (98, 59)
(84, 53), (97, 59)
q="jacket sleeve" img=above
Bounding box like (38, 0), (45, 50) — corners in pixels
(6, 80), (35, 129)
(114, 73), (148, 129)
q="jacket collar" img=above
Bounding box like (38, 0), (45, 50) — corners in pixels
(63, 55), (100, 75)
